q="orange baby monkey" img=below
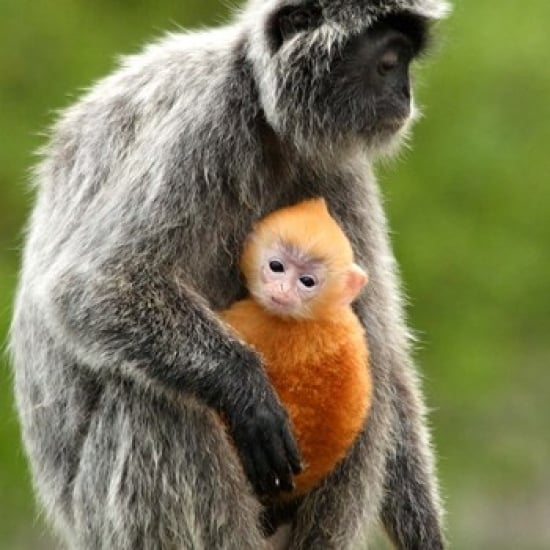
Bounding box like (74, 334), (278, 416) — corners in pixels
(220, 198), (372, 498)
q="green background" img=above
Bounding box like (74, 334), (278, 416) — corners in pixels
(1, 1), (549, 548)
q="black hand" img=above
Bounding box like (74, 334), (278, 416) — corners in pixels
(226, 388), (303, 497)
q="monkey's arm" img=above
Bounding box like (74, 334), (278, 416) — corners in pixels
(43, 252), (301, 496)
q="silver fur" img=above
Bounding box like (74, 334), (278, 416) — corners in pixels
(10, 0), (450, 548)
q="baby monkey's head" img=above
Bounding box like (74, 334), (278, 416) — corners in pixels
(241, 198), (367, 320)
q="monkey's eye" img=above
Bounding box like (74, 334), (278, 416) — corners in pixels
(299, 275), (317, 289)
(269, 260), (285, 273)
(377, 49), (400, 76)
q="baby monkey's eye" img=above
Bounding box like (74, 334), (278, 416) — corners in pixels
(299, 275), (317, 288)
(269, 260), (285, 273)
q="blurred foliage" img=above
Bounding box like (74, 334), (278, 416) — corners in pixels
(1, 1), (549, 548)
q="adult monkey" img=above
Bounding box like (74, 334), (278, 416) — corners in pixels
(10, 0), (450, 548)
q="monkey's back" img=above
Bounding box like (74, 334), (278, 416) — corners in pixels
(220, 299), (371, 496)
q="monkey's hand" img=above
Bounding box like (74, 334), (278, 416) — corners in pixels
(45, 254), (302, 497)
(223, 381), (303, 497)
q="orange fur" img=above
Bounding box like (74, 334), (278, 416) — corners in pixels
(221, 301), (371, 496)
(220, 199), (372, 497)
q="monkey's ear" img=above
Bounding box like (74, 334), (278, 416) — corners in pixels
(340, 264), (368, 306)
(267, 5), (323, 52)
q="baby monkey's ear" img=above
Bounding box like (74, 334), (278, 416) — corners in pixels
(340, 264), (368, 306)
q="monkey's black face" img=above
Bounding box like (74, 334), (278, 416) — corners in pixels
(342, 18), (421, 136)
(255, 5), (431, 154)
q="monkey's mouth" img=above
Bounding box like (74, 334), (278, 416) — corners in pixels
(270, 296), (295, 311)
(264, 296), (298, 317)
(359, 112), (410, 140)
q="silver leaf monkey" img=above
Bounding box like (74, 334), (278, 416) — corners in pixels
(10, 0), (450, 548)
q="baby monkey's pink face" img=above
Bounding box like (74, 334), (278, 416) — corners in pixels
(257, 243), (326, 318)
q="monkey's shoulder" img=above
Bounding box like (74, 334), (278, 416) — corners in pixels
(52, 26), (241, 150)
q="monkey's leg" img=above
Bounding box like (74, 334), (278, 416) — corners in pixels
(70, 385), (268, 550)
(379, 371), (445, 550)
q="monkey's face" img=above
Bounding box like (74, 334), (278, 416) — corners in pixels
(246, 0), (448, 155)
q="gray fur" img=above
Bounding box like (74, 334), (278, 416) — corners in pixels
(10, 0), (449, 548)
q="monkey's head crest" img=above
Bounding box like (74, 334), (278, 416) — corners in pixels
(242, 0), (450, 157)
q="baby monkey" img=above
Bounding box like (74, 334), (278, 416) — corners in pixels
(221, 198), (372, 497)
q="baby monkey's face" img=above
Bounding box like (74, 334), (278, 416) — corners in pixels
(257, 242), (326, 319)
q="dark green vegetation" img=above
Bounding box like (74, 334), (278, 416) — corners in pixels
(1, 1), (549, 548)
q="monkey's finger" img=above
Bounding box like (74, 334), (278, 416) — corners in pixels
(250, 443), (275, 496)
(240, 446), (263, 495)
(281, 427), (303, 475)
(261, 432), (294, 492)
